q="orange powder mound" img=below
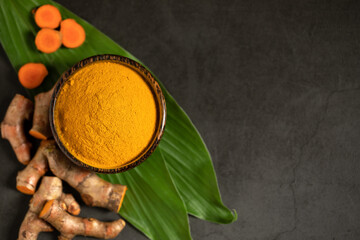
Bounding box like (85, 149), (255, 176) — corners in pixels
(54, 61), (157, 169)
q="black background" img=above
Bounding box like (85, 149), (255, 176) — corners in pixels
(1, 0), (360, 239)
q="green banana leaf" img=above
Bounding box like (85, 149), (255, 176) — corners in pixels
(0, 0), (236, 239)
(101, 149), (191, 240)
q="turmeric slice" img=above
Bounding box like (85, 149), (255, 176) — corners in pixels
(18, 63), (48, 89)
(34, 4), (62, 29)
(35, 28), (62, 54)
(60, 19), (86, 48)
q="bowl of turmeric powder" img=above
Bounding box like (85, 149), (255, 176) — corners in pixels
(49, 55), (166, 173)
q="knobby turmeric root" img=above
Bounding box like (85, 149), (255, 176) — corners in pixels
(29, 87), (54, 139)
(16, 139), (127, 212)
(40, 199), (125, 240)
(16, 140), (52, 195)
(19, 177), (58, 240)
(60, 193), (81, 216)
(28, 176), (63, 213)
(18, 211), (53, 240)
(18, 176), (81, 240)
(45, 141), (127, 212)
(1, 94), (33, 165)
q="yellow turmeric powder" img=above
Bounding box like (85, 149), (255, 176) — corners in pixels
(54, 61), (157, 169)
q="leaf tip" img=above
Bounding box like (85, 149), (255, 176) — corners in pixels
(229, 209), (238, 223)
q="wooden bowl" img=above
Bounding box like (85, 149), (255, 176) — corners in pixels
(49, 54), (166, 173)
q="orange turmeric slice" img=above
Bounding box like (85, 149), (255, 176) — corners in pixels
(35, 28), (62, 54)
(18, 63), (48, 89)
(34, 4), (62, 29)
(60, 19), (86, 48)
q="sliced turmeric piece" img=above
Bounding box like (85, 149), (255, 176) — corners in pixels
(18, 63), (48, 89)
(34, 4), (62, 29)
(60, 19), (86, 48)
(35, 28), (62, 54)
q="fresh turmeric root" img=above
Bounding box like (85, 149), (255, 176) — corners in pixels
(60, 193), (81, 216)
(16, 140), (52, 195)
(45, 141), (127, 212)
(28, 176), (63, 213)
(1, 94), (33, 165)
(16, 139), (127, 211)
(18, 176), (77, 240)
(18, 211), (53, 240)
(29, 87), (54, 139)
(19, 176), (81, 239)
(40, 199), (125, 240)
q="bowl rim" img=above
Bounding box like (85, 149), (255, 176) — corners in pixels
(49, 54), (166, 173)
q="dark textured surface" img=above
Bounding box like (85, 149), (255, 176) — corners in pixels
(1, 0), (360, 239)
